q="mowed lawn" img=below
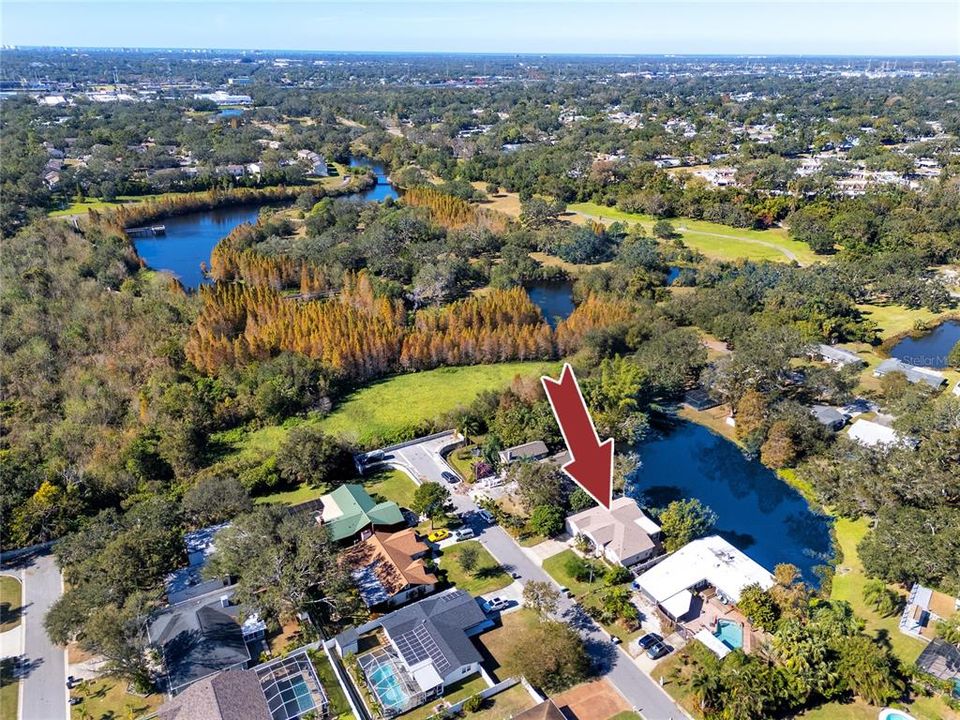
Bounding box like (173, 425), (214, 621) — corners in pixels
(70, 677), (164, 720)
(438, 541), (511, 595)
(830, 518), (926, 664)
(569, 201), (820, 266)
(0, 575), (23, 632)
(226, 361), (560, 455)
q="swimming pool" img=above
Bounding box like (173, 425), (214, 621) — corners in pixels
(713, 619), (743, 650)
(878, 709), (917, 720)
(368, 663), (411, 711)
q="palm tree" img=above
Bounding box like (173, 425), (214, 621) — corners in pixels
(862, 579), (898, 617)
(690, 669), (721, 711)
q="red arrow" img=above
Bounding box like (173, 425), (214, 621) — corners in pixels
(541, 363), (614, 509)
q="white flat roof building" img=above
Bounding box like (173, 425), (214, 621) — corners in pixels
(635, 535), (774, 612)
(847, 418), (916, 449)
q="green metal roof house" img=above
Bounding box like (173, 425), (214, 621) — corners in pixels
(319, 483), (405, 543)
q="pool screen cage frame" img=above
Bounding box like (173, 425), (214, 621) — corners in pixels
(255, 648), (330, 720)
(358, 647), (427, 716)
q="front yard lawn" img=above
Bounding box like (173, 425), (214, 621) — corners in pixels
(0, 575), (23, 632)
(542, 549), (601, 596)
(365, 467), (418, 509)
(438, 541), (511, 595)
(476, 609), (541, 676)
(70, 677), (164, 720)
(541, 550), (642, 644)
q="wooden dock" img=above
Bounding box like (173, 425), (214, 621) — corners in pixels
(125, 225), (166, 237)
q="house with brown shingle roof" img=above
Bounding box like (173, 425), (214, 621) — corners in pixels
(343, 528), (438, 609)
(513, 699), (565, 720)
(565, 496), (661, 567)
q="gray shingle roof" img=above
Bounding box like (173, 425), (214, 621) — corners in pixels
(379, 589), (487, 674)
(148, 591), (251, 694)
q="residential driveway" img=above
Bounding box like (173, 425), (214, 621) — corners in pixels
(9, 553), (68, 720)
(369, 434), (690, 719)
(472, 523), (688, 719)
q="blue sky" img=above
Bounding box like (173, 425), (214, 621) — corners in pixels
(3, 1), (958, 56)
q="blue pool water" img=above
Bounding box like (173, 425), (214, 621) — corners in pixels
(714, 619), (743, 650)
(368, 664), (410, 709)
(629, 422), (834, 584)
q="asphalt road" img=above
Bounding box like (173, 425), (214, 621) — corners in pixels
(369, 434), (689, 719)
(19, 553), (68, 720)
(474, 523), (687, 720)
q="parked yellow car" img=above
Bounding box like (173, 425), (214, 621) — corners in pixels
(427, 529), (450, 542)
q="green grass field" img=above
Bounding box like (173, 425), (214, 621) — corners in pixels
(365, 467), (418, 509)
(438, 541), (512, 595)
(254, 483), (325, 506)
(223, 361), (560, 456)
(47, 194), (170, 217)
(0, 576), (23, 633)
(569, 201), (820, 265)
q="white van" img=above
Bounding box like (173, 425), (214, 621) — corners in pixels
(455, 528), (476, 541)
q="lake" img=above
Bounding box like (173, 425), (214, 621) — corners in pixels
(628, 422), (833, 583)
(133, 205), (261, 289)
(888, 320), (960, 369)
(348, 157), (400, 202)
(526, 280), (575, 328)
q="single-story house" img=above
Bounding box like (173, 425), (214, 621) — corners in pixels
(498, 440), (549, 465)
(814, 344), (864, 368)
(847, 418), (917, 449)
(148, 588), (266, 696)
(634, 535), (774, 621)
(318, 484), (405, 544)
(343, 528), (438, 609)
(565, 496), (661, 567)
(899, 583), (960, 640)
(156, 648), (329, 720)
(810, 404), (848, 431)
(874, 358), (947, 390)
(514, 699), (565, 720)
(334, 589), (493, 716)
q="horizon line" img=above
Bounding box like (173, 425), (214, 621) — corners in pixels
(4, 45), (960, 60)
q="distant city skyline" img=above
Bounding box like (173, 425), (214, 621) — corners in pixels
(3, 1), (959, 57)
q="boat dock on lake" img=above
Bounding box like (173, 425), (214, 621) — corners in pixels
(125, 225), (166, 237)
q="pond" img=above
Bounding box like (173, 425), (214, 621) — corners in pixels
(348, 156), (400, 202)
(218, 108), (244, 119)
(526, 280), (575, 328)
(888, 320), (960, 369)
(628, 422), (833, 584)
(133, 205), (261, 289)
